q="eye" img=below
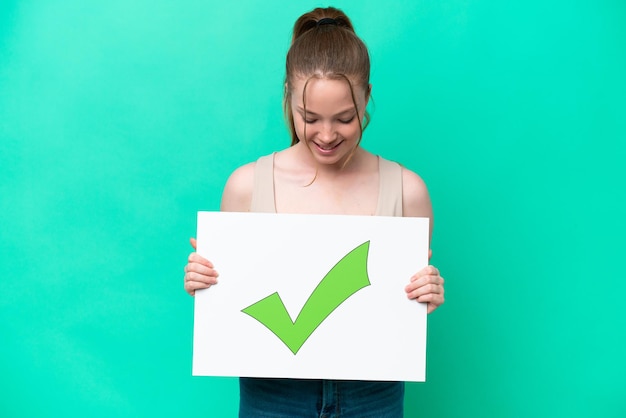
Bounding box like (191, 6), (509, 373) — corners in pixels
(338, 116), (355, 124)
(304, 118), (318, 124)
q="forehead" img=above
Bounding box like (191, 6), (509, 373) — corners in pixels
(290, 77), (366, 106)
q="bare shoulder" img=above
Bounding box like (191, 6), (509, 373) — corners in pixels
(220, 162), (256, 212)
(401, 166), (433, 219)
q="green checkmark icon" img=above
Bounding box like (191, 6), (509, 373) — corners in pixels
(241, 241), (371, 355)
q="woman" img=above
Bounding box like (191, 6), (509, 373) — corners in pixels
(184, 6), (445, 417)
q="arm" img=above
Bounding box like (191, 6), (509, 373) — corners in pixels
(183, 163), (256, 296)
(401, 167), (445, 313)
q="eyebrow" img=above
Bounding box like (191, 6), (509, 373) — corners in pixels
(296, 107), (356, 117)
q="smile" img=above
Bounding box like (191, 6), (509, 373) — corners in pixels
(313, 140), (343, 153)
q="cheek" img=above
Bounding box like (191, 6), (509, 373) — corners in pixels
(340, 123), (362, 140)
(293, 118), (311, 141)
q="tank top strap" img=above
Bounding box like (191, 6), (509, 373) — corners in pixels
(375, 157), (403, 217)
(250, 153), (277, 213)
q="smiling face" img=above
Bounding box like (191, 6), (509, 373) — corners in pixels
(290, 76), (370, 167)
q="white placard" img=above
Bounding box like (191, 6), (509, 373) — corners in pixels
(192, 211), (429, 382)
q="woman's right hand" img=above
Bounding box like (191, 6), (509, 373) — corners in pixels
(184, 238), (219, 296)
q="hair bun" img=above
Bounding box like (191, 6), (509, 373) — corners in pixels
(316, 17), (338, 27)
(291, 7), (355, 42)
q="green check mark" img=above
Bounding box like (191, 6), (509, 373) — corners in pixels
(241, 241), (371, 355)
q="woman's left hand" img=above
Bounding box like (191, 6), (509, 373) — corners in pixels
(405, 265), (445, 314)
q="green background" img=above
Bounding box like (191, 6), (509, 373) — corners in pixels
(1, 0), (624, 417)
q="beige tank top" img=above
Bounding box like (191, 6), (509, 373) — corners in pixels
(250, 153), (403, 216)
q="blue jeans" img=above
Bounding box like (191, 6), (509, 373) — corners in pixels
(239, 377), (404, 417)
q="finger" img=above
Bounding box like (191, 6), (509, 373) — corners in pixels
(185, 278), (214, 288)
(428, 249), (432, 261)
(185, 262), (219, 279)
(424, 265), (439, 276)
(185, 270), (218, 285)
(405, 282), (442, 300)
(410, 265), (440, 282)
(405, 275), (445, 297)
(406, 293), (444, 314)
(190, 237), (197, 250)
(418, 292), (444, 307)
(409, 274), (444, 291)
(412, 274), (444, 288)
(426, 298), (444, 314)
(184, 280), (213, 296)
(188, 252), (214, 268)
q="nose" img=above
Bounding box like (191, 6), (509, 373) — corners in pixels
(318, 121), (336, 143)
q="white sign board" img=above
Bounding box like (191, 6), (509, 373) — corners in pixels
(193, 211), (429, 382)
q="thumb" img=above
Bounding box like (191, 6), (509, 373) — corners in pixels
(190, 237), (197, 250)
(428, 249), (433, 261)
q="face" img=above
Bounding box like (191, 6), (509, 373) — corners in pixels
(290, 77), (370, 167)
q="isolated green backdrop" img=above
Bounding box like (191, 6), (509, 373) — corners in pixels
(1, 1), (624, 417)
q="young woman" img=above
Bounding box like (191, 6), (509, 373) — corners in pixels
(184, 6), (445, 417)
